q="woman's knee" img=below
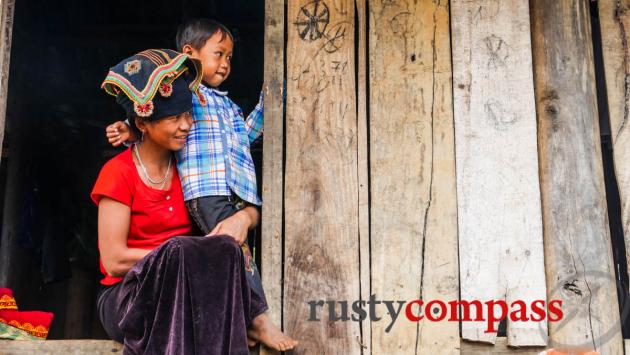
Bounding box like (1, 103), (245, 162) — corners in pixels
(179, 235), (241, 259)
(209, 235), (242, 255)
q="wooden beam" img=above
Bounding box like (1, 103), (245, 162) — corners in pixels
(284, 0), (361, 353)
(368, 0), (459, 353)
(0, 0), (14, 157)
(598, 0), (630, 319)
(0, 340), (122, 354)
(260, 0), (285, 353)
(530, 0), (623, 353)
(451, 0), (547, 346)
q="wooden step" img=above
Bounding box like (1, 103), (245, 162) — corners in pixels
(0, 340), (261, 354)
(0, 340), (122, 355)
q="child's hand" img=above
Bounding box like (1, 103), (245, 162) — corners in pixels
(106, 121), (131, 147)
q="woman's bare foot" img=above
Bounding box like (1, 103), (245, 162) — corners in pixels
(248, 312), (298, 351)
(247, 336), (258, 347)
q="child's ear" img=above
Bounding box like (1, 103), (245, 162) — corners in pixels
(182, 44), (194, 56)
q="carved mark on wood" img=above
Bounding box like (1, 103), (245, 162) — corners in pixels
(390, 11), (411, 36)
(483, 35), (510, 69)
(484, 99), (518, 130)
(319, 21), (348, 54)
(295, 0), (330, 41)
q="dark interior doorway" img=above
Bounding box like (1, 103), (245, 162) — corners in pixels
(0, 0), (264, 339)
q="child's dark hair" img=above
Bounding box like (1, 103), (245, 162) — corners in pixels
(176, 19), (233, 52)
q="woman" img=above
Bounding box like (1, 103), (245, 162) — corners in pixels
(92, 49), (266, 354)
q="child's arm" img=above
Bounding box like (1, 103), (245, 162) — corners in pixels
(241, 90), (264, 143)
(105, 120), (138, 147)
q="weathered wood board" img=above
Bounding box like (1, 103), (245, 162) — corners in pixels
(284, 0), (361, 353)
(451, 0), (547, 346)
(0, 0), (14, 159)
(598, 0), (630, 313)
(368, 0), (459, 353)
(530, 0), (623, 353)
(260, 0), (285, 353)
(0, 340), (123, 355)
(0, 0), (18, 288)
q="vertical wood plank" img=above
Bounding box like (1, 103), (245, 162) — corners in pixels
(284, 0), (361, 353)
(368, 0), (459, 353)
(355, 0), (371, 353)
(598, 0), (630, 315)
(531, 0), (623, 353)
(0, 0), (18, 288)
(451, 0), (547, 346)
(260, 0), (285, 353)
(0, 0), (14, 157)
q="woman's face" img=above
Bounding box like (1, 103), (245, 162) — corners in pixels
(141, 111), (192, 151)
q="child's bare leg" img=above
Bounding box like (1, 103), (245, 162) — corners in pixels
(247, 312), (298, 351)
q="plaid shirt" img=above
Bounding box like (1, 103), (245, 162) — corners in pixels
(176, 85), (263, 205)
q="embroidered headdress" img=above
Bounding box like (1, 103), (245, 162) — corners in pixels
(101, 49), (203, 119)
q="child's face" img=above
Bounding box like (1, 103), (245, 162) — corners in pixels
(185, 31), (233, 87)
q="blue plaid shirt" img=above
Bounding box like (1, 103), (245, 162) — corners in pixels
(176, 84), (263, 205)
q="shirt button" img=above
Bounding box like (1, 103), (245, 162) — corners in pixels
(166, 195), (171, 200)
(169, 206), (173, 212)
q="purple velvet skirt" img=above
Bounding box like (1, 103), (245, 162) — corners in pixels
(97, 235), (268, 355)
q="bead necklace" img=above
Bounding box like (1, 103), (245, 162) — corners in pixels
(133, 143), (171, 190)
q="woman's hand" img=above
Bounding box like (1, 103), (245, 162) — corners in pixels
(207, 206), (260, 245)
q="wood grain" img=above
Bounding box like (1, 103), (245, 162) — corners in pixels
(598, 0), (630, 324)
(0, 0), (14, 159)
(284, 0), (361, 353)
(0, 340), (122, 355)
(451, 0), (547, 346)
(368, 0), (459, 353)
(260, 0), (285, 353)
(0, 0), (18, 288)
(531, 0), (623, 353)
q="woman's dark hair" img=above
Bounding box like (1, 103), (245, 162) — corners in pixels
(176, 19), (233, 52)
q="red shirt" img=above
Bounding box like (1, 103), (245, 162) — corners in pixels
(91, 148), (193, 285)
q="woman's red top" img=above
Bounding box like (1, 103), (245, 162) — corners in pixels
(91, 148), (193, 285)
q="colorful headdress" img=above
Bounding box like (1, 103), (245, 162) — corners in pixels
(101, 49), (203, 120)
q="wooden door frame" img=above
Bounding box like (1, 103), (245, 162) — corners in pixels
(0, 0), (14, 166)
(260, 1), (285, 353)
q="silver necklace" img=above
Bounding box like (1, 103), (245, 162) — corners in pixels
(134, 143), (171, 189)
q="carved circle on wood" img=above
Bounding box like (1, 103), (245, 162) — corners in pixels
(295, 0), (330, 42)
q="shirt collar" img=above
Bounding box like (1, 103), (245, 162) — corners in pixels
(200, 84), (228, 96)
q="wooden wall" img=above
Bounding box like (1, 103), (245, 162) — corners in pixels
(260, 0), (628, 354)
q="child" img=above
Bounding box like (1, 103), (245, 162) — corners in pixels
(106, 19), (297, 352)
